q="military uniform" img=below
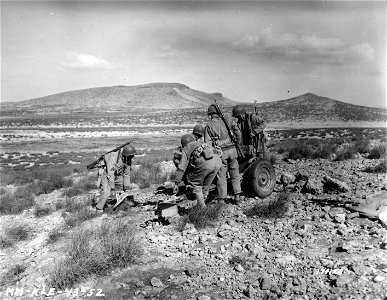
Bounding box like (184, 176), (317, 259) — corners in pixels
(235, 112), (268, 158)
(96, 149), (132, 210)
(175, 141), (221, 208)
(204, 115), (242, 199)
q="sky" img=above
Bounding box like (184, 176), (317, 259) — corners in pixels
(1, 0), (386, 108)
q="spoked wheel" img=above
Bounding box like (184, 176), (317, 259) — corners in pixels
(249, 158), (275, 198)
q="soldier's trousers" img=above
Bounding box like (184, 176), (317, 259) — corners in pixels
(217, 147), (241, 198)
(186, 154), (222, 207)
(96, 174), (126, 210)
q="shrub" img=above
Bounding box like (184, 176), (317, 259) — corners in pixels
(0, 188), (35, 215)
(62, 175), (96, 198)
(179, 202), (226, 230)
(34, 203), (52, 217)
(334, 145), (357, 161)
(0, 264), (28, 286)
(246, 192), (290, 219)
(363, 160), (387, 173)
(63, 207), (98, 228)
(131, 163), (169, 189)
(49, 219), (141, 289)
(0, 234), (14, 248)
(354, 137), (370, 154)
(4, 222), (30, 242)
(368, 144), (386, 159)
(47, 228), (65, 244)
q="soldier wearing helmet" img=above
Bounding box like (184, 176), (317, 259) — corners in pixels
(95, 144), (136, 212)
(232, 104), (267, 157)
(204, 104), (242, 204)
(173, 133), (221, 208)
(192, 124), (205, 142)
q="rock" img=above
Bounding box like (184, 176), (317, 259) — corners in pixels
(295, 170), (309, 182)
(150, 277), (163, 287)
(347, 212), (359, 219)
(335, 273), (354, 286)
(334, 214), (346, 223)
(260, 276), (272, 290)
(198, 295), (211, 300)
(302, 178), (323, 194)
(235, 264), (244, 273)
(373, 275), (385, 283)
(322, 176), (350, 193)
(280, 173), (296, 186)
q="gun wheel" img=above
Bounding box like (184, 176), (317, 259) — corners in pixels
(249, 158), (275, 198)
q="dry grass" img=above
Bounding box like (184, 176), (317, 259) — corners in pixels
(2, 222), (31, 246)
(34, 202), (52, 217)
(246, 192), (290, 219)
(62, 175), (96, 198)
(334, 145), (357, 161)
(49, 219), (141, 289)
(0, 264), (28, 286)
(178, 202), (226, 230)
(368, 144), (386, 159)
(47, 228), (65, 244)
(131, 163), (170, 189)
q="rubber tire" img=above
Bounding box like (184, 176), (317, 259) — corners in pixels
(249, 158), (275, 198)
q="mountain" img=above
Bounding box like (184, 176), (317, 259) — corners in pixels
(1, 85), (385, 127)
(246, 93), (387, 124)
(0, 83), (237, 115)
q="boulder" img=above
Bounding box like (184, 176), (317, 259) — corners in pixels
(322, 176), (350, 193)
(302, 178), (324, 194)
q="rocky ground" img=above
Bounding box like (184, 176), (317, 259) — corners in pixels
(0, 156), (386, 300)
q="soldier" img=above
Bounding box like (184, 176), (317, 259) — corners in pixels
(204, 104), (242, 204)
(174, 133), (221, 208)
(95, 144), (136, 212)
(192, 124), (205, 142)
(173, 124), (205, 168)
(232, 105), (268, 158)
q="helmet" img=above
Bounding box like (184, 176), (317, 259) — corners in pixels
(122, 144), (136, 157)
(207, 104), (218, 115)
(192, 124), (205, 137)
(181, 134), (195, 147)
(232, 105), (245, 117)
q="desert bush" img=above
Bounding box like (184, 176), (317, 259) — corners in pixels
(0, 234), (14, 248)
(363, 160), (387, 173)
(62, 175), (96, 198)
(354, 137), (370, 154)
(131, 163), (169, 189)
(34, 203), (52, 217)
(368, 144), (386, 159)
(246, 192), (290, 219)
(49, 219), (141, 289)
(334, 145), (357, 161)
(63, 207), (97, 228)
(47, 228), (65, 244)
(4, 222), (31, 242)
(0, 264), (28, 286)
(178, 202), (226, 230)
(0, 188), (35, 215)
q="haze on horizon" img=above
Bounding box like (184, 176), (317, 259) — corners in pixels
(1, 1), (386, 108)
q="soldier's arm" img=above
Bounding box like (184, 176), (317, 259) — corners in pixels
(174, 147), (190, 185)
(251, 114), (266, 135)
(204, 124), (214, 147)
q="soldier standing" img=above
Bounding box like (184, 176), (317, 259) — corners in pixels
(174, 133), (221, 208)
(232, 105), (268, 158)
(204, 104), (242, 204)
(95, 144), (136, 212)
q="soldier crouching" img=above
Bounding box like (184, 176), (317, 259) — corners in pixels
(95, 144), (136, 212)
(174, 133), (222, 208)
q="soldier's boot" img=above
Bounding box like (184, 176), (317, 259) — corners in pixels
(234, 193), (242, 206)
